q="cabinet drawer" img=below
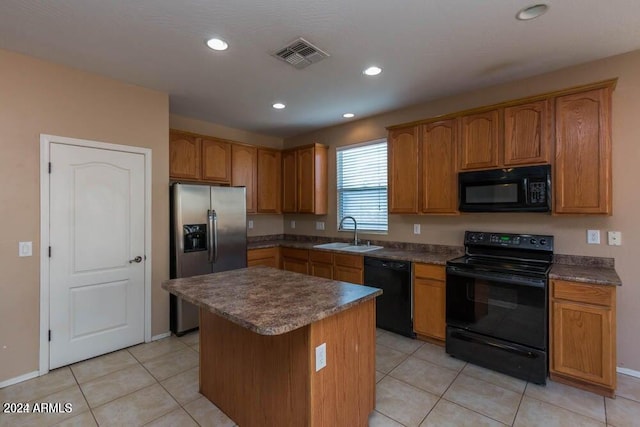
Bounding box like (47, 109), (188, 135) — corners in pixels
(414, 263), (445, 281)
(247, 247), (277, 261)
(280, 247), (309, 261)
(309, 250), (333, 264)
(334, 253), (363, 269)
(552, 280), (613, 307)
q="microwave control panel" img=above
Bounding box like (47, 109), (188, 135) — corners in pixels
(528, 181), (547, 205)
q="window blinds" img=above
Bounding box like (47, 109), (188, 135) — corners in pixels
(336, 141), (388, 232)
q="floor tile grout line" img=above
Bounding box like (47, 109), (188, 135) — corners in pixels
(523, 394), (608, 425)
(67, 364), (99, 426)
(511, 381), (528, 427)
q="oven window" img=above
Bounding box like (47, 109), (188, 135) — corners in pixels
(466, 183), (518, 204)
(467, 282), (517, 310)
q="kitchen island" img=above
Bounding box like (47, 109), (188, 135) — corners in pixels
(162, 266), (382, 427)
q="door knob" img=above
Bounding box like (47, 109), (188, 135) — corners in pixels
(129, 256), (143, 263)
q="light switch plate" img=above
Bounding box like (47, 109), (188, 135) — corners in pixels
(19, 241), (32, 257)
(315, 343), (327, 372)
(587, 230), (600, 244)
(608, 231), (622, 246)
(413, 224), (421, 235)
(248, 220), (254, 230)
(290, 220), (296, 229)
(316, 221), (325, 231)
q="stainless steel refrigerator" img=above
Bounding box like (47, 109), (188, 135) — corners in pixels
(170, 183), (247, 335)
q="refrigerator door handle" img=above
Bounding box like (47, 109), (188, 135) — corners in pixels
(208, 209), (218, 263)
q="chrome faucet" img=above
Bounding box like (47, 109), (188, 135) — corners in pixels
(338, 216), (358, 246)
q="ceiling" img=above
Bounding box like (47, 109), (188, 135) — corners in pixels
(1, 1), (640, 138)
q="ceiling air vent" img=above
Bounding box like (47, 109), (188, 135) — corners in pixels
(272, 37), (329, 69)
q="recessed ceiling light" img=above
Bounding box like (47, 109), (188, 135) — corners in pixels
(272, 103), (286, 110)
(363, 66), (382, 76)
(206, 38), (229, 51)
(343, 113), (355, 118)
(516, 4), (549, 21)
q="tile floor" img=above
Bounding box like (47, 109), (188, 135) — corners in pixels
(1, 329), (640, 426)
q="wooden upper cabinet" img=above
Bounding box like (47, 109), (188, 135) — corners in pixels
(420, 119), (458, 214)
(201, 138), (231, 183)
(504, 100), (551, 166)
(282, 144), (328, 214)
(388, 126), (419, 213)
(231, 144), (257, 213)
(554, 87), (612, 214)
(257, 149), (281, 213)
(170, 131), (201, 180)
(459, 109), (501, 170)
(281, 150), (297, 213)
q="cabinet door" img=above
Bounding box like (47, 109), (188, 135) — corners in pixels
(297, 146), (315, 213)
(333, 266), (362, 285)
(504, 100), (550, 166)
(257, 149), (281, 213)
(554, 88), (612, 214)
(388, 126), (419, 213)
(413, 278), (446, 340)
(281, 150), (297, 213)
(247, 248), (279, 268)
(310, 262), (333, 279)
(231, 144), (257, 213)
(459, 110), (500, 170)
(202, 138), (231, 183)
(551, 299), (614, 387)
(169, 131), (201, 180)
(420, 120), (458, 213)
(282, 258), (309, 275)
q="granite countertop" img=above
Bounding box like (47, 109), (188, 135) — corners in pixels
(162, 266), (382, 336)
(248, 238), (622, 286)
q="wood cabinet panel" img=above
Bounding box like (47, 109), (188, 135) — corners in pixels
(257, 149), (281, 213)
(420, 120), (458, 213)
(333, 253), (363, 269)
(310, 262), (333, 279)
(231, 144), (257, 213)
(550, 280), (616, 397)
(333, 266), (363, 285)
(414, 278), (446, 341)
(388, 126), (419, 213)
(414, 263), (446, 281)
(297, 146), (316, 213)
(282, 258), (309, 275)
(169, 131), (201, 180)
(504, 100), (551, 166)
(281, 150), (297, 213)
(554, 88), (612, 214)
(247, 247), (279, 268)
(459, 110), (501, 170)
(201, 138), (231, 183)
(309, 250), (333, 264)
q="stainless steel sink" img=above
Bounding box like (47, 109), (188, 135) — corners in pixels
(313, 242), (383, 253)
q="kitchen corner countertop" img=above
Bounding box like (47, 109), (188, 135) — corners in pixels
(549, 263), (622, 286)
(162, 266), (382, 335)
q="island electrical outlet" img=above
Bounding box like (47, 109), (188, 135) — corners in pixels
(315, 343), (327, 372)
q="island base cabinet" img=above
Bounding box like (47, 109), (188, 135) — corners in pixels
(199, 299), (376, 426)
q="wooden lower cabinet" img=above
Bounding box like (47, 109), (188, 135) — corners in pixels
(550, 279), (616, 397)
(247, 247), (279, 268)
(333, 253), (363, 285)
(309, 250), (333, 279)
(281, 248), (309, 275)
(413, 263), (446, 343)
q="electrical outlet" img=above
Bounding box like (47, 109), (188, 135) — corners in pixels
(316, 221), (325, 231)
(587, 230), (600, 244)
(290, 220), (296, 229)
(608, 231), (622, 246)
(413, 224), (421, 235)
(247, 220), (254, 230)
(315, 343), (327, 372)
(19, 241), (32, 257)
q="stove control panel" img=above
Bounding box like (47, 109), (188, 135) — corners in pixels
(465, 231), (553, 251)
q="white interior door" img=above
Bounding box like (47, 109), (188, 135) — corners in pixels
(49, 142), (145, 369)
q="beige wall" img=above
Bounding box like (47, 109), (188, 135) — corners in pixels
(170, 114), (285, 236)
(0, 49), (169, 383)
(284, 49), (640, 372)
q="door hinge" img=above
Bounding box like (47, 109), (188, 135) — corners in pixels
(48, 162), (52, 174)
(48, 330), (51, 342)
(48, 246), (51, 257)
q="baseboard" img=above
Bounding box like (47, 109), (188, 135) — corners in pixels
(151, 331), (171, 341)
(0, 370), (39, 389)
(617, 367), (640, 378)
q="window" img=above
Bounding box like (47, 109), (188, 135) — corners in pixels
(336, 140), (388, 232)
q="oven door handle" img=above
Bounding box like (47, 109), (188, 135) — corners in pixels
(451, 331), (538, 359)
(446, 266), (545, 288)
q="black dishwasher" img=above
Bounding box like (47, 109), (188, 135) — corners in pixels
(364, 257), (414, 337)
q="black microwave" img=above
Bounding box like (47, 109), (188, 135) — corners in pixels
(458, 165), (551, 212)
